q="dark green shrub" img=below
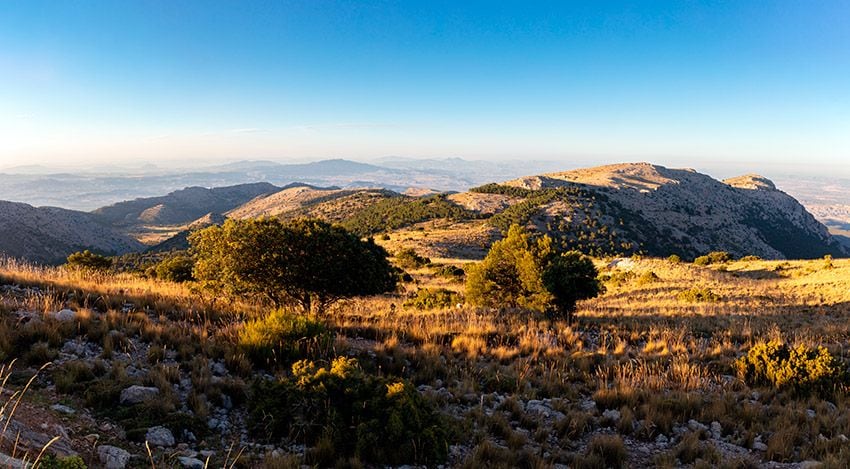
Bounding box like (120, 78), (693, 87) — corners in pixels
(154, 255), (194, 282)
(404, 288), (462, 310)
(466, 225), (601, 318)
(248, 357), (451, 465)
(677, 287), (721, 303)
(65, 250), (111, 272)
(694, 251), (732, 266)
(191, 218), (397, 313)
(432, 264), (465, 279)
(735, 340), (844, 394)
(740, 255), (761, 262)
(39, 455), (88, 469)
(394, 248), (430, 269)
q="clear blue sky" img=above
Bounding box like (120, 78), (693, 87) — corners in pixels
(1, 1), (848, 173)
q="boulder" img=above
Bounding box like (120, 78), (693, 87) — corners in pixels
(119, 385), (159, 405)
(211, 361), (228, 376)
(178, 457), (205, 469)
(602, 409), (621, 422)
(146, 426), (175, 447)
(52, 309), (76, 321)
(97, 445), (131, 469)
(51, 404), (76, 415)
(710, 421), (722, 439)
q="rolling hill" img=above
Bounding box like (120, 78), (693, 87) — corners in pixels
(3, 162), (845, 263)
(0, 201), (143, 264)
(92, 182), (280, 226)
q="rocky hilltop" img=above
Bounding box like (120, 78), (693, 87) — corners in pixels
(496, 163), (845, 259)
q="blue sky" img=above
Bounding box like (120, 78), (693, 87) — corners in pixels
(1, 1), (848, 173)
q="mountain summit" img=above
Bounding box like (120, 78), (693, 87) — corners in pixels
(486, 163), (846, 259)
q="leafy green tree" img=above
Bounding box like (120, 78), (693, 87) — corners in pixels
(465, 224), (554, 310)
(154, 255), (194, 282)
(542, 251), (603, 322)
(466, 224), (601, 320)
(65, 250), (111, 272)
(190, 218), (397, 313)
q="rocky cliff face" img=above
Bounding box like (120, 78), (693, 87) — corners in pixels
(498, 163), (846, 259)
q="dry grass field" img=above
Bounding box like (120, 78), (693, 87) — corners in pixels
(1, 255), (850, 467)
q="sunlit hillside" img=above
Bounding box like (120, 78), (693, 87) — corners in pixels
(3, 251), (850, 467)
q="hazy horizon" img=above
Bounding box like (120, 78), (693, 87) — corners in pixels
(2, 1), (849, 172)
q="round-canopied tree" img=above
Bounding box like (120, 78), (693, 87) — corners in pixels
(466, 224), (602, 321)
(541, 250), (603, 322)
(65, 250), (112, 272)
(190, 218), (397, 314)
(465, 224), (554, 311)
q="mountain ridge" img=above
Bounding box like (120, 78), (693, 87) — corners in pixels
(0, 200), (143, 264)
(0, 162), (845, 263)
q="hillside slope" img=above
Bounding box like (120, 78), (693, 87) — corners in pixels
(493, 163), (846, 259)
(93, 182), (279, 226)
(0, 201), (143, 264)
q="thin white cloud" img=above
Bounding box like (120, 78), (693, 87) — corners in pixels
(287, 122), (400, 133)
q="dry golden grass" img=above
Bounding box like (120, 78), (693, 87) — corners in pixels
(4, 254), (850, 465)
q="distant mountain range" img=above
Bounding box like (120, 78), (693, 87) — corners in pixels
(0, 158), (566, 211)
(0, 162), (846, 264)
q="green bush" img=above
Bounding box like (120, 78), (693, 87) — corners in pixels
(466, 225), (601, 320)
(404, 288), (462, 310)
(154, 255), (195, 282)
(65, 250), (111, 272)
(739, 255), (761, 262)
(735, 340), (844, 394)
(394, 248), (431, 269)
(694, 251), (732, 266)
(676, 287), (721, 303)
(191, 218), (397, 313)
(39, 455), (87, 469)
(598, 270), (636, 287)
(248, 357), (451, 465)
(238, 309), (331, 367)
(432, 264), (465, 279)
(667, 254), (681, 263)
(636, 271), (660, 285)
